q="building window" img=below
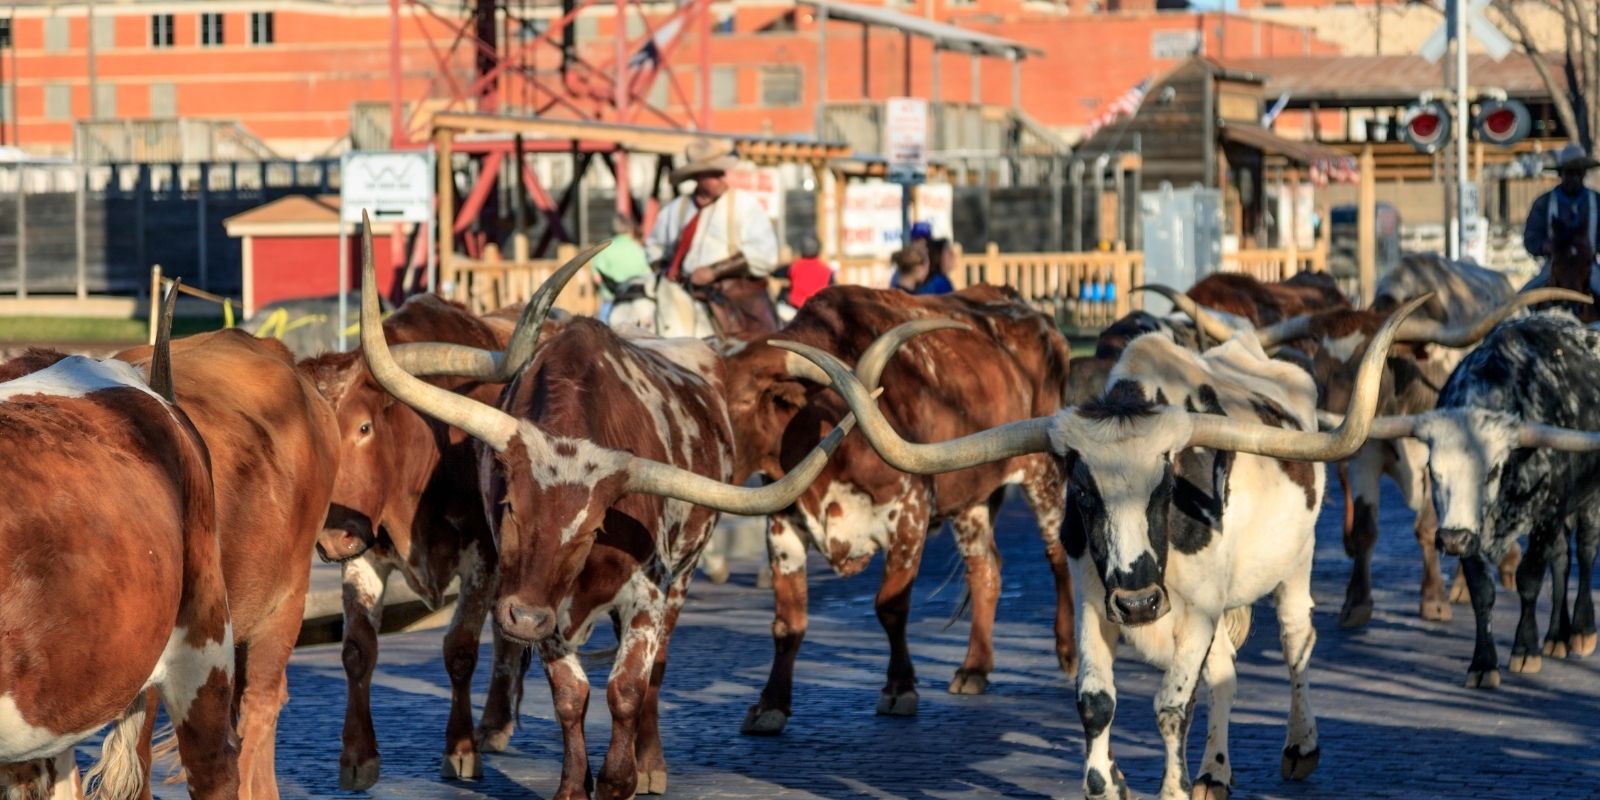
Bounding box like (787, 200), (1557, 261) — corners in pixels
(250, 12), (274, 45)
(45, 84), (71, 120)
(44, 17), (68, 52)
(149, 82), (177, 117)
(93, 84), (116, 118)
(92, 16), (114, 50)
(760, 66), (801, 108)
(201, 13), (224, 46)
(711, 66), (738, 107)
(0, 19), (11, 48)
(151, 14), (175, 47)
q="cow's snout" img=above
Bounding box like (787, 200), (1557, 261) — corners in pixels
(497, 597), (556, 643)
(1109, 586), (1169, 625)
(316, 526), (372, 563)
(1437, 528), (1474, 556)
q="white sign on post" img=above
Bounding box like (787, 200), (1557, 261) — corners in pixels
(885, 97), (929, 184)
(915, 182), (954, 240)
(341, 151), (436, 223)
(1420, 0), (1513, 63)
(726, 165), (784, 222)
(842, 182), (906, 258)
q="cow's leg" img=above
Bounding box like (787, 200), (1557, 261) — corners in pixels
(1022, 460), (1077, 674)
(337, 553), (390, 791)
(160, 627), (241, 798)
(1275, 569), (1319, 782)
(475, 536), (529, 755)
(441, 542), (494, 780)
(234, 576), (310, 800)
(1571, 508), (1599, 657)
(1392, 441), (1448, 621)
(1192, 619), (1240, 800)
(1461, 553), (1501, 688)
(1499, 540), (1523, 591)
(1339, 442), (1384, 628)
(636, 570), (692, 795)
(875, 502), (930, 717)
(1154, 611), (1214, 800)
(596, 582), (668, 800)
(543, 645), (594, 800)
(949, 499), (999, 695)
(743, 514), (808, 735)
(1510, 528), (1557, 674)
(1543, 523), (1575, 659)
(1076, 598), (1127, 800)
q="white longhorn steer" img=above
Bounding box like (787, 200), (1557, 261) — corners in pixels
(775, 295), (1427, 800)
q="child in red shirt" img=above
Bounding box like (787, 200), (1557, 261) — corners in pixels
(785, 236), (834, 309)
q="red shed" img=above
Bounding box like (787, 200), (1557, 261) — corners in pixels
(224, 195), (409, 318)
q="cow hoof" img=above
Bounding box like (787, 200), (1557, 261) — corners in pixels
(1465, 669), (1501, 689)
(635, 768), (667, 795)
(1509, 654), (1542, 674)
(1338, 600), (1372, 629)
(440, 751), (482, 781)
(740, 705), (789, 736)
(947, 669), (990, 695)
(875, 689), (919, 717)
(339, 757), (381, 792)
(1543, 639), (1570, 658)
(475, 724), (514, 753)
(1190, 774), (1230, 800)
(1280, 745), (1320, 781)
(1569, 631), (1598, 657)
(1420, 598), (1452, 622)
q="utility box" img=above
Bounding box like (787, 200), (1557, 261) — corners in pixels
(1139, 184), (1222, 314)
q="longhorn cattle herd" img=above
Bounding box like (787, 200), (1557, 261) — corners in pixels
(4, 216), (1599, 800)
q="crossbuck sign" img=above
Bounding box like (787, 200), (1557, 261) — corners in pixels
(1420, 0), (1513, 63)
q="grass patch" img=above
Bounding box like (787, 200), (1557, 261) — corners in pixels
(0, 316), (226, 344)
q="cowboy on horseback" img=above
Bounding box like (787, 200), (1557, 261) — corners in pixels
(1522, 143), (1600, 300)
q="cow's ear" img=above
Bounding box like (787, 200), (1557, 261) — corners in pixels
(767, 379), (808, 412)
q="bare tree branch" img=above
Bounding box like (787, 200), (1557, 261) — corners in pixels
(1495, 0), (1584, 144)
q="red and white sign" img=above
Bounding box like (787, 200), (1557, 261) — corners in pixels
(842, 181), (904, 257)
(885, 97), (929, 179)
(726, 165), (784, 221)
(915, 182), (953, 240)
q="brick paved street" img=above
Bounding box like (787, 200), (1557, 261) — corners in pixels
(152, 473), (1600, 799)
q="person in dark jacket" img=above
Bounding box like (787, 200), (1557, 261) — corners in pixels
(1522, 143), (1600, 293)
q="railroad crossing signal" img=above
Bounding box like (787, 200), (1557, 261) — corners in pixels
(1402, 102), (1453, 154)
(1420, 0), (1513, 63)
(1399, 96), (1530, 154)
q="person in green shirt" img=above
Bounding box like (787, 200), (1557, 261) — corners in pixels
(590, 213), (651, 322)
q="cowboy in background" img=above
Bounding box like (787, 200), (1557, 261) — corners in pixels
(1522, 143), (1600, 294)
(644, 138), (780, 338)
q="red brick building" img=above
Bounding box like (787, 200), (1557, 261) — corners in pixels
(0, 0), (1337, 158)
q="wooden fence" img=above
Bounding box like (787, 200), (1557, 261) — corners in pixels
(441, 241), (1326, 329)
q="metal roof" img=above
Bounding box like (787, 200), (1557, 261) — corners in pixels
(1219, 122), (1355, 164)
(795, 0), (1042, 58)
(1222, 55), (1555, 108)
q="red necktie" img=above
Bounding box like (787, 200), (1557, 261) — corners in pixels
(665, 208), (703, 282)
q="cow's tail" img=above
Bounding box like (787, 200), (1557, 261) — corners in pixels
(1222, 605), (1254, 652)
(939, 552), (973, 632)
(84, 695), (150, 800)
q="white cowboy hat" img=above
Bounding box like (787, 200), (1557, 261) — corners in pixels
(1549, 143), (1600, 173)
(671, 138), (739, 184)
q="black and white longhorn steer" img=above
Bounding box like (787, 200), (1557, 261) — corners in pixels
(1338, 310), (1600, 688)
(776, 297), (1427, 800)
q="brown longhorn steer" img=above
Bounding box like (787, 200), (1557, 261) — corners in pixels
(353, 217), (854, 800)
(718, 285), (1077, 734)
(114, 330), (340, 800)
(298, 293), (558, 789)
(0, 293), (239, 800)
(1185, 271), (1349, 326)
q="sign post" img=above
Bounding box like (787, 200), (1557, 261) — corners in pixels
(338, 150), (436, 350)
(885, 97), (929, 246)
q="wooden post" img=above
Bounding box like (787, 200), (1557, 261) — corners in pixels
(513, 134), (529, 263)
(436, 128), (455, 293)
(1114, 242), (1130, 317)
(985, 241), (1000, 286)
(1358, 142), (1376, 308)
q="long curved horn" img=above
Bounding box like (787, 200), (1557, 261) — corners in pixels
(358, 212), (520, 452)
(623, 401), (869, 514)
(498, 240), (611, 378)
(149, 278), (180, 403)
(1316, 410), (1420, 440)
(1393, 288), (1591, 346)
(772, 338), (1054, 475)
(1517, 422), (1600, 451)
(780, 319), (970, 388)
(1184, 295), (1431, 460)
(1133, 284), (1237, 346)
(382, 240), (611, 381)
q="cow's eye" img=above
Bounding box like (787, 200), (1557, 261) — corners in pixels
(358, 422), (372, 436)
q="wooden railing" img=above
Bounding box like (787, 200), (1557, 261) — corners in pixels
(1221, 244), (1327, 284)
(945, 243), (1144, 329)
(441, 243), (602, 317)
